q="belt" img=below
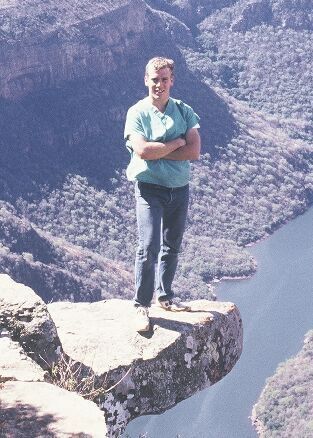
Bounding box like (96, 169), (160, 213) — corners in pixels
(137, 181), (189, 191)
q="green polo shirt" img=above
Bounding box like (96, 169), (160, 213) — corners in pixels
(124, 97), (200, 188)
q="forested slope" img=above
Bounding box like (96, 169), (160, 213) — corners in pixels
(0, 0), (312, 302)
(186, 0), (313, 142)
(19, 89), (312, 300)
(252, 330), (313, 437)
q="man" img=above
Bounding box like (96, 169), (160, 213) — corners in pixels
(124, 57), (201, 332)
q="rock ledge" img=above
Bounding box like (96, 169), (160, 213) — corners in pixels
(49, 298), (243, 436)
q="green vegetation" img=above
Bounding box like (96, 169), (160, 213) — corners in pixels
(188, 3), (313, 142)
(50, 353), (108, 400)
(0, 0), (312, 303)
(0, 201), (133, 302)
(252, 330), (313, 437)
(18, 89), (312, 300)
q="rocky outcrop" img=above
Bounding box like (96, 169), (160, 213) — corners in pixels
(0, 337), (107, 435)
(0, 278), (107, 436)
(49, 298), (243, 436)
(0, 274), (62, 369)
(0, 380), (107, 437)
(0, 336), (46, 383)
(0, 274), (242, 436)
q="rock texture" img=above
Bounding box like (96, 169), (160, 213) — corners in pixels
(0, 338), (106, 436)
(49, 298), (243, 436)
(0, 274), (62, 369)
(0, 0), (145, 99)
(0, 275), (107, 437)
(0, 276), (242, 436)
(0, 337), (46, 383)
(0, 381), (107, 437)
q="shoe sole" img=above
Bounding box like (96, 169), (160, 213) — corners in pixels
(159, 305), (191, 312)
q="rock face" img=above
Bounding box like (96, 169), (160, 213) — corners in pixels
(0, 337), (107, 436)
(0, 339), (107, 436)
(0, 381), (107, 437)
(0, 274), (62, 369)
(0, 0), (145, 99)
(0, 275), (107, 436)
(0, 276), (242, 437)
(49, 298), (243, 436)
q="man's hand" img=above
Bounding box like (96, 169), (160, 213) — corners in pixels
(129, 134), (186, 160)
(164, 128), (201, 161)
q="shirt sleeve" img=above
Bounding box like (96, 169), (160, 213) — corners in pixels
(124, 107), (145, 141)
(179, 102), (200, 130)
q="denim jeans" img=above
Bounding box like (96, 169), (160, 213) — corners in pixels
(134, 181), (189, 307)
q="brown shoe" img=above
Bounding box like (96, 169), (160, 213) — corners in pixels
(158, 299), (191, 312)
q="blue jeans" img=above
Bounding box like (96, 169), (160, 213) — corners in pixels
(134, 181), (189, 307)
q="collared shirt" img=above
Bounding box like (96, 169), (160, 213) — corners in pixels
(124, 97), (200, 188)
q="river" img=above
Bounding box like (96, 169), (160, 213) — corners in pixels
(124, 207), (313, 438)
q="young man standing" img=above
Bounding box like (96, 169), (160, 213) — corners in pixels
(124, 57), (201, 332)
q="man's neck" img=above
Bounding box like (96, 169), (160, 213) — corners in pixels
(148, 96), (170, 113)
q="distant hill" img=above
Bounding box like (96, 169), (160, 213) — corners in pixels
(0, 0), (312, 302)
(252, 330), (313, 437)
(190, 0), (313, 141)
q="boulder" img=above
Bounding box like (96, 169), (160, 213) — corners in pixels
(0, 336), (46, 383)
(0, 299), (106, 437)
(0, 274), (62, 369)
(0, 381), (107, 437)
(49, 298), (243, 436)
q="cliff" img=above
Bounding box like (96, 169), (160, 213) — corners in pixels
(0, 0), (236, 200)
(0, 0), (146, 99)
(0, 274), (243, 436)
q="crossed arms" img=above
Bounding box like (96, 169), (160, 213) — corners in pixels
(129, 127), (201, 161)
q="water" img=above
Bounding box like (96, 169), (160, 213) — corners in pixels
(125, 207), (313, 438)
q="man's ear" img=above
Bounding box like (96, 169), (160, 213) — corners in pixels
(144, 74), (148, 86)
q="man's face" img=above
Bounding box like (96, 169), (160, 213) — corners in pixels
(144, 66), (174, 104)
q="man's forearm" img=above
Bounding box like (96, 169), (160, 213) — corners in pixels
(164, 128), (201, 161)
(164, 143), (200, 160)
(132, 136), (185, 160)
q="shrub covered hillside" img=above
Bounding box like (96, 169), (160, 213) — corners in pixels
(0, 201), (133, 302)
(0, 0), (312, 302)
(20, 90), (312, 300)
(183, 0), (313, 142)
(252, 330), (313, 437)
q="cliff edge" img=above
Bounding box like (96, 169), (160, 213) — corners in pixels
(0, 274), (243, 437)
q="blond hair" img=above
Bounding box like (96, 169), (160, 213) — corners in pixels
(145, 57), (175, 76)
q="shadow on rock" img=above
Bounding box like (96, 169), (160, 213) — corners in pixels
(0, 403), (58, 438)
